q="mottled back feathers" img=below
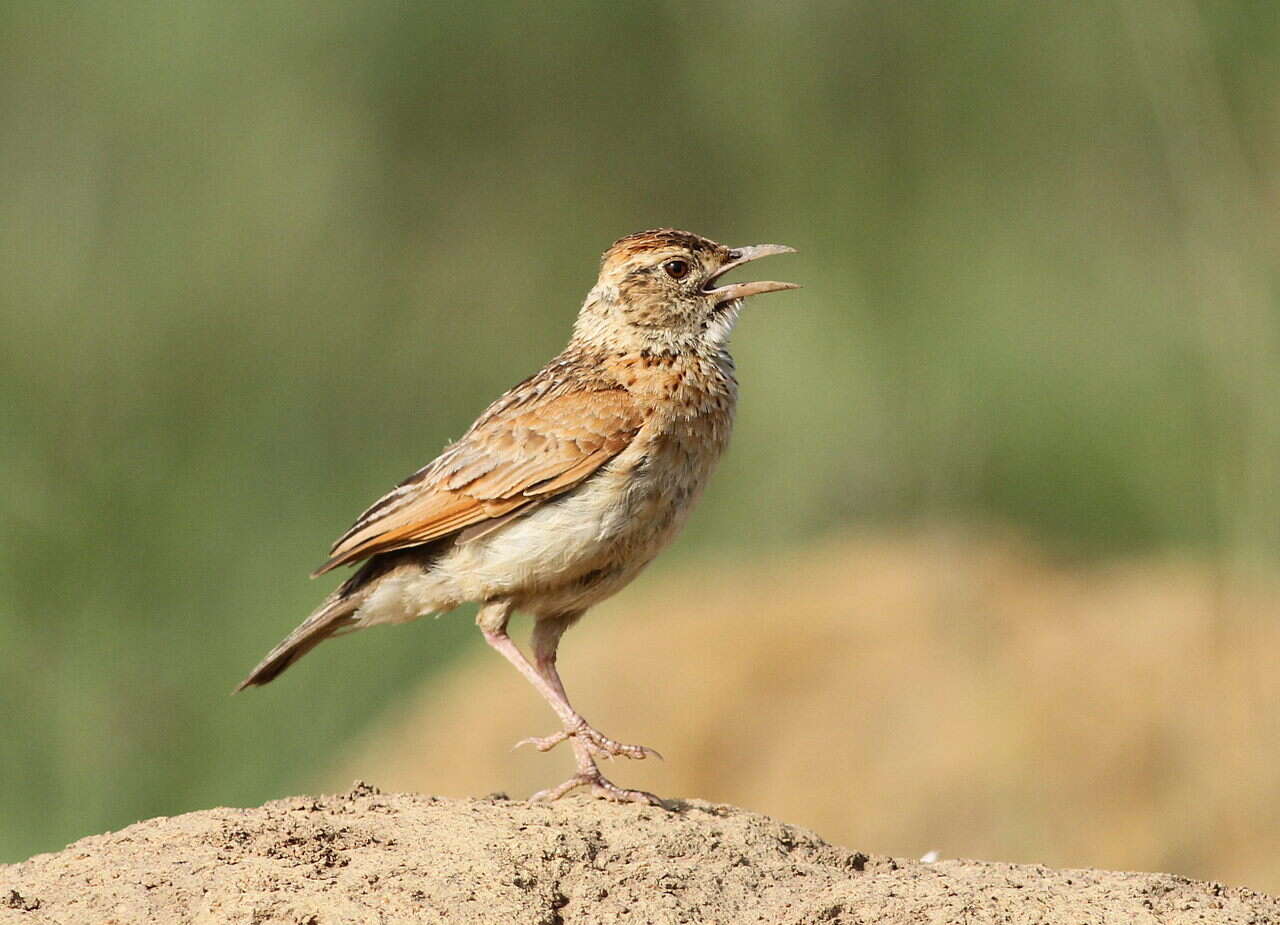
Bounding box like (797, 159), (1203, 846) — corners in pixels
(313, 354), (644, 575)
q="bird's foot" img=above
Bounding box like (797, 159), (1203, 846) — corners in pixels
(529, 768), (662, 805)
(515, 718), (661, 761)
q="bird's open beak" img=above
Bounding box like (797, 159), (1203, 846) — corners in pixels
(702, 244), (799, 303)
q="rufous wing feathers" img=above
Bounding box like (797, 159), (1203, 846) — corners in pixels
(311, 387), (642, 576)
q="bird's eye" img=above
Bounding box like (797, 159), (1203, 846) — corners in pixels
(662, 259), (690, 280)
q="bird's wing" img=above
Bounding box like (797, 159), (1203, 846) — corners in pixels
(311, 385), (643, 575)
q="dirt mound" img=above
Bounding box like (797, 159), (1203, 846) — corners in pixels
(2, 784), (1276, 924)
(335, 530), (1280, 892)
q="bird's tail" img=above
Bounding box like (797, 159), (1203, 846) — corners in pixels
(233, 587), (364, 693)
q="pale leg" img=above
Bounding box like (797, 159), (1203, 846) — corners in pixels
(476, 603), (660, 804)
(520, 612), (660, 760)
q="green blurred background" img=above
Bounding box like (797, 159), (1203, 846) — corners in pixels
(2, 0), (1278, 868)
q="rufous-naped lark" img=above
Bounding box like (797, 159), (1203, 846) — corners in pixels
(237, 229), (797, 803)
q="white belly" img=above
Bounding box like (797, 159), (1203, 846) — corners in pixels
(353, 455), (703, 626)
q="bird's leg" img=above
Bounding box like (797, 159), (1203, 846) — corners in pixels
(516, 612), (660, 761)
(475, 604), (660, 804)
(476, 603), (579, 730)
(527, 614), (661, 805)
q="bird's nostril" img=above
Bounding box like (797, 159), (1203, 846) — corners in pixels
(726, 249), (742, 261)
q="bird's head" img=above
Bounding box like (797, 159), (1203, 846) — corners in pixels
(574, 229), (797, 353)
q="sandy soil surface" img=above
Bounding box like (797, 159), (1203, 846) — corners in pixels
(2, 783), (1276, 924)
(336, 530), (1280, 892)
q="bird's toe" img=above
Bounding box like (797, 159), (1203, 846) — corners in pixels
(575, 722), (662, 761)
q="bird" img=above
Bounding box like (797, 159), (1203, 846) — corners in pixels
(235, 229), (798, 803)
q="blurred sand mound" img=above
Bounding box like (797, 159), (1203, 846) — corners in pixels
(4, 784), (1276, 924)
(334, 530), (1280, 892)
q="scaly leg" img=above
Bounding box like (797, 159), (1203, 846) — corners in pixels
(517, 612), (661, 760)
(476, 603), (660, 804)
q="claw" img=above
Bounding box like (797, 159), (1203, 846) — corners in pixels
(570, 720), (661, 761)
